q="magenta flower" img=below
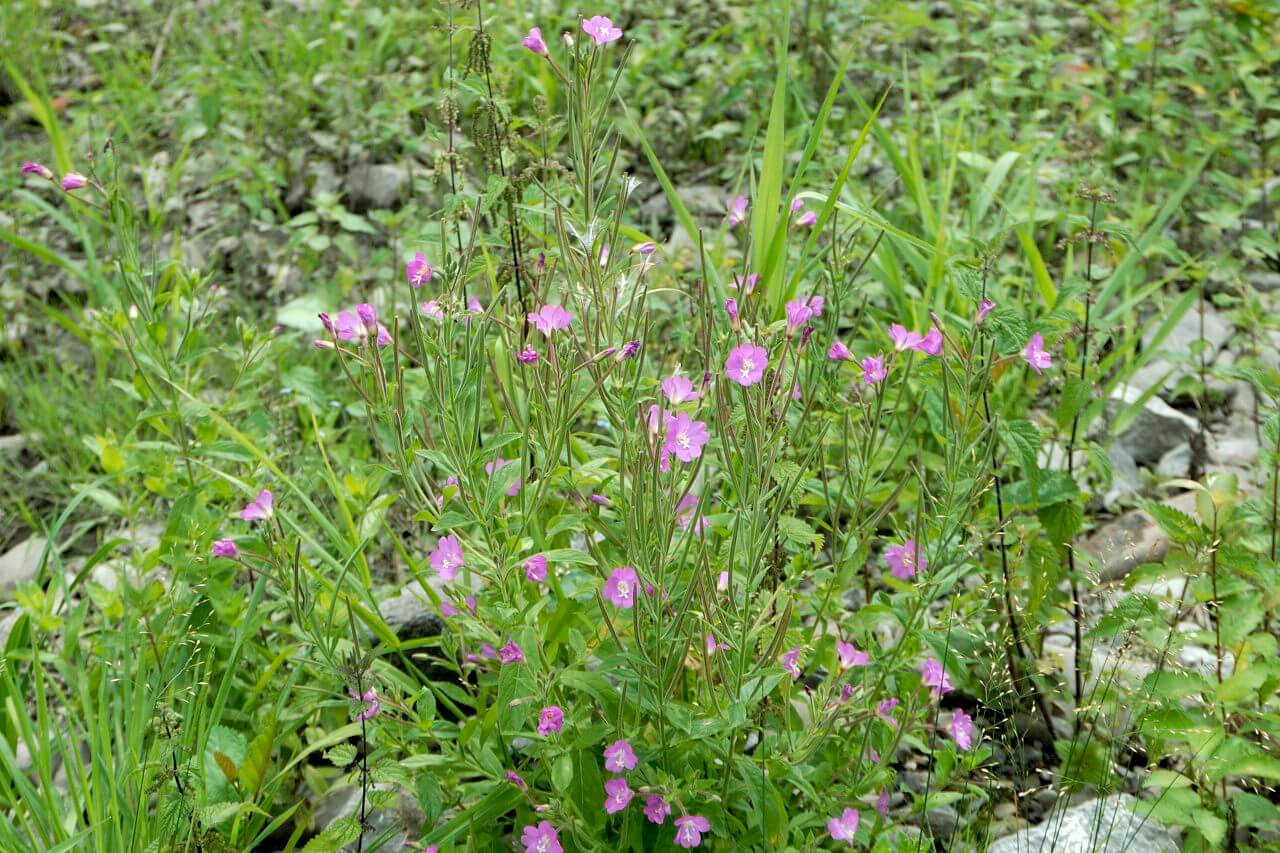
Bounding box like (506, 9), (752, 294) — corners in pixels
(20, 162), (53, 180)
(839, 683), (854, 703)
(922, 657), (953, 698)
(791, 198), (805, 213)
(661, 375), (698, 404)
(485, 457), (522, 497)
(828, 807), (859, 846)
(538, 705), (564, 735)
(602, 739), (637, 773)
(524, 554), (548, 583)
(877, 789), (891, 819)
(1023, 332), (1052, 375)
(499, 642), (525, 664)
(632, 241), (656, 255)
(828, 340), (851, 361)
(439, 599), (460, 618)
(507, 770), (527, 790)
(861, 355), (887, 386)
(603, 777), (634, 814)
(644, 795), (671, 824)
(780, 647), (802, 679)
(663, 412), (710, 463)
(836, 641), (870, 669)
(918, 326), (943, 356)
(785, 298), (815, 334)
(705, 633), (729, 655)
(582, 15), (622, 44)
(951, 708), (974, 750)
(725, 298), (739, 324)
(726, 195), (749, 228)
(602, 566), (639, 609)
(429, 534), (464, 581)
(796, 210), (818, 227)
(883, 539), (925, 580)
(528, 304), (573, 336)
(522, 27), (549, 56)
(212, 538), (238, 558)
(673, 815), (711, 848)
(676, 494), (709, 534)
(976, 297), (995, 325)
(239, 489), (274, 522)
(889, 323), (942, 355)
(517, 347), (539, 364)
(375, 323), (391, 348)
(730, 272), (759, 292)
(406, 252), (433, 288)
(61, 172), (88, 191)
(877, 698), (900, 723)
(419, 300), (445, 322)
(350, 688), (380, 722)
(333, 310), (363, 341)
(619, 339), (641, 359)
(725, 343), (768, 387)
(520, 821), (562, 853)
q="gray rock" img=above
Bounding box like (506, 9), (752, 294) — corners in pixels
(1154, 443), (1191, 479)
(378, 581), (445, 642)
(0, 537), (48, 595)
(0, 434), (26, 455)
(1102, 445), (1141, 511)
(345, 163), (408, 212)
(1110, 386), (1199, 465)
(1081, 491), (1198, 582)
(988, 793), (1179, 853)
(1250, 272), (1280, 293)
(311, 783), (423, 852)
(1127, 304), (1233, 399)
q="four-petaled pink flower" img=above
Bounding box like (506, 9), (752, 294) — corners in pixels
(524, 554), (548, 583)
(522, 27), (549, 56)
(632, 241), (656, 255)
(785, 295), (824, 334)
(507, 770), (527, 789)
(877, 698), (900, 723)
(350, 688), (380, 721)
(976, 297), (995, 325)
(922, 657), (953, 698)
(730, 272), (759, 293)
(528, 304), (573, 336)
(889, 323), (943, 356)
(603, 739), (637, 772)
(240, 489), (273, 522)
(406, 252), (433, 288)
(951, 708), (974, 750)
(520, 821), (562, 853)
(661, 375), (698, 404)
(705, 632), (729, 655)
(517, 347), (539, 364)
(1023, 332), (1052, 375)
(725, 343), (767, 387)
(796, 210), (818, 227)
(828, 340), (851, 361)
(883, 539), (925, 580)
(663, 412), (710, 463)
(673, 815), (710, 848)
(603, 566), (639, 609)
(429, 534), (464, 581)
(836, 641), (870, 669)
(860, 355), (887, 386)
(726, 195), (749, 228)
(828, 807), (859, 847)
(538, 705), (564, 735)
(61, 172), (88, 191)
(21, 162), (53, 181)
(644, 795), (670, 824)
(212, 538), (238, 558)
(485, 457), (522, 496)
(419, 300), (444, 322)
(603, 777), (634, 814)
(581, 15), (622, 44)
(676, 493), (709, 534)
(780, 647), (802, 679)
(499, 642), (525, 664)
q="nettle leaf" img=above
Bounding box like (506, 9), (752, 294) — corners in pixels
(1143, 501), (1201, 544)
(777, 515), (823, 553)
(1004, 471), (1078, 509)
(324, 743), (357, 768)
(198, 801), (249, 826)
(303, 815), (362, 851)
(1038, 500), (1082, 546)
(1000, 420), (1041, 480)
(1055, 377), (1090, 430)
(988, 308), (1029, 356)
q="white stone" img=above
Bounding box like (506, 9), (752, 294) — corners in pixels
(988, 793), (1179, 853)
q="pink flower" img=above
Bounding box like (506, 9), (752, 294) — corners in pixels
(334, 310), (364, 341)
(717, 571), (729, 592)
(439, 600), (460, 618)
(676, 494), (709, 534)
(725, 298), (739, 324)
(780, 647), (802, 679)
(725, 343), (768, 387)
(705, 633), (729, 655)
(883, 539), (925, 580)
(730, 272), (759, 292)
(350, 688), (380, 722)
(603, 566), (639, 609)
(524, 554), (548, 583)
(877, 698), (900, 723)
(517, 347), (539, 364)
(726, 195), (749, 227)
(975, 297), (995, 325)
(499, 642), (525, 664)
(520, 821), (562, 853)
(522, 27), (549, 56)
(785, 299), (815, 334)
(507, 770), (527, 789)
(889, 323), (942, 356)
(239, 489), (274, 522)
(603, 739), (637, 773)
(61, 172), (88, 191)
(581, 15), (622, 44)
(632, 241), (656, 255)
(796, 210), (818, 227)
(839, 683), (854, 703)
(791, 198), (805, 213)
(485, 457), (522, 496)
(951, 708), (974, 750)
(1023, 332), (1052, 375)
(419, 300), (445, 321)
(406, 252), (433, 288)
(619, 339), (641, 359)
(644, 795), (670, 824)
(828, 340), (852, 361)
(528, 304), (573, 336)
(429, 534), (464, 581)
(212, 538), (238, 558)
(663, 412), (710, 463)
(604, 778), (634, 814)
(20, 162), (53, 180)
(918, 326), (943, 356)
(661, 375), (698, 404)
(828, 807), (859, 847)
(836, 641), (870, 669)
(375, 324), (392, 348)
(673, 815), (710, 848)
(538, 705), (564, 735)
(860, 355), (887, 386)
(922, 657), (953, 698)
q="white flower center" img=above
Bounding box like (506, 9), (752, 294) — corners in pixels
(617, 581), (631, 601)
(739, 358), (754, 378)
(677, 432), (691, 449)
